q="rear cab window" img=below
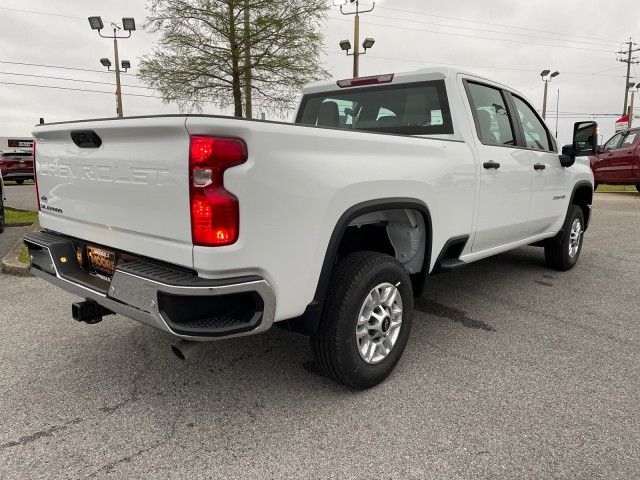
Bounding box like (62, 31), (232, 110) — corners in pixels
(296, 80), (453, 136)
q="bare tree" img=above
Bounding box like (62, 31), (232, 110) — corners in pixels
(139, 0), (330, 118)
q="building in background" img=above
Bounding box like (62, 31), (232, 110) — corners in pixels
(0, 137), (34, 151)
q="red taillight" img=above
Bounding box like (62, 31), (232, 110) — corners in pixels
(33, 141), (40, 211)
(189, 136), (247, 246)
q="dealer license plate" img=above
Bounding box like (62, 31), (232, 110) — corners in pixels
(87, 246), (117, 280)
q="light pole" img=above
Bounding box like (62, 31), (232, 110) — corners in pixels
(540, 69), (559, 120)
(628, 82), (640, 128)
(334, 0), (375, 78)
(88, 16), (136, 118)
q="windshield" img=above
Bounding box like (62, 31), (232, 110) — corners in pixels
(296, 80), (453, 136)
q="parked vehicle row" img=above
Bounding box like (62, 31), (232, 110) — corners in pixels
(590, 127), (640, 191)
(0, 150), (34, 184)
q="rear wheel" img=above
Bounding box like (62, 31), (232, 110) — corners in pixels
(544, 204), (584, 271)
(636, 184), (640, 193)
(310, 251), (413, 389)
(15, 179), (24, 185)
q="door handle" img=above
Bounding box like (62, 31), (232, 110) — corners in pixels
(534, 163), (546, 170)
(483, 161), (501, 169)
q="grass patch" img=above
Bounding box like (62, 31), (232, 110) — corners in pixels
(596, 185), (637, 192)
(18, 246), (30, 265)
(5, 208), (38, 225)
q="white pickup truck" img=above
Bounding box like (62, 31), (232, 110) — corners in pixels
(25, 68), (597, 388)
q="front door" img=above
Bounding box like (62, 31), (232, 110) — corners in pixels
(509, 95), (568, 236)
(593, 132), (625, 182)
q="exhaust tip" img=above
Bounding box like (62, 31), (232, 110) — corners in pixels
(171, 344), (186, 361)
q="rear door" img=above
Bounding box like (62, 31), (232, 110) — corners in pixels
(464, 80), (533, 252)
(616, 131), (640, 182)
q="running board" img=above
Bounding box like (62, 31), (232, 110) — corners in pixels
(437, 258), (467, 273)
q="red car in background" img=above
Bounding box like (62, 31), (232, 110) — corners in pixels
(590, 127), (640, 192)
(0, 150), (34, 184)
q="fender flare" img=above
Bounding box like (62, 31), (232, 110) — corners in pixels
(570, 180), (594, 230)
(281, 198), (432, 335)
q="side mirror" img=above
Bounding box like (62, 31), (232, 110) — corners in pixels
(559, 121), (598, 167)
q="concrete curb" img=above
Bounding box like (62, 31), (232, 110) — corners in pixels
(1, 222), (39, 276)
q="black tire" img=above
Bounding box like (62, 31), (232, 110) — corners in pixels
(310, 251), (414, 389)
(594, 182), (598, 191)
(636, 184), (640, 193)
(0, 195), (5, 234)
(15, 179), (24, 185)
(544, 204), (584, 271)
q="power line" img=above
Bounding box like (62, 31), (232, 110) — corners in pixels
(373, 5), (621, 46)
(0, 80), (276, 109)
(0, 80), (159, 98)
(0, 6), (85, 20)
(325, 51), (626, 80)
(361, 12), (618, 49)
(0, 60), (133, 76)
(329, 16), (614, 54)
(0, 71), (151, 90)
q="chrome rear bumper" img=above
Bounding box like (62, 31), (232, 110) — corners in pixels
(24, 231), (276, 341)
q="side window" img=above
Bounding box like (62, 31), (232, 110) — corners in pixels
(512, 96), (552, 151)
(603, 133), (624, 151)
(621, 132), (639, 148)
(466, 82), (515, 146)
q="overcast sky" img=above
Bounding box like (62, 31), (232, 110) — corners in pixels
(0, 0), (639, 144)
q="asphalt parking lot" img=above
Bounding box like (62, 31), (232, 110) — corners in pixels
(1, 192), (639, 479)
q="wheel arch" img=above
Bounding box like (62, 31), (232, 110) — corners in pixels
(279, 198), (432, 335)
(570, 180), (593, 230)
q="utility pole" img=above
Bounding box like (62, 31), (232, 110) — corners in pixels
(617, 39), (640, 115)
(89, 16), (136, 118)
(337, 0), (375, 78)
(540, 70), (559, 120)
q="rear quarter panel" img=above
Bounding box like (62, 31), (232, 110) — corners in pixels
(186, 117), (476, 321)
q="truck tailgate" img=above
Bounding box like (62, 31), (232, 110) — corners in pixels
(32, 116), (193, 268)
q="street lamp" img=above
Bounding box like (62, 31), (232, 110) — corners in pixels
(628, 82), (640, 128)
(99, 58), (131, 72)
(88, 16), (135, 117)
(540, 70), (559, 120)
(338, 37), (376, 73)
(334, 0), (376, 78)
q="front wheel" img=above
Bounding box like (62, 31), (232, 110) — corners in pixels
(310, 251), (414, 389)
(544, 205), (584, 271)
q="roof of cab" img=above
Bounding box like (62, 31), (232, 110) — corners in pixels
(301, 67), (526, 101)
